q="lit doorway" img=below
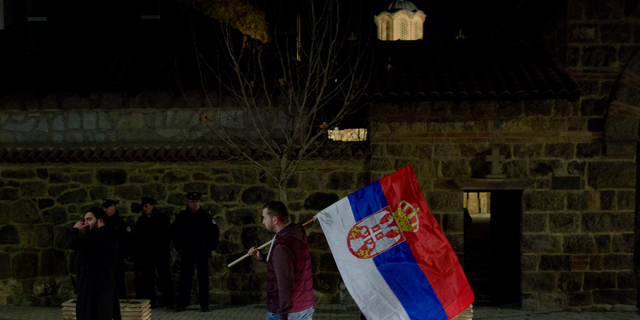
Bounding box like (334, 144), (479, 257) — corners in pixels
(463, 190), (522, 307)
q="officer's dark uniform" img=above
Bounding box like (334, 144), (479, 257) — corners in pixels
(171, 192), (219, 312)
(103, 199), (134, 299)
(134, 197), (174, 308)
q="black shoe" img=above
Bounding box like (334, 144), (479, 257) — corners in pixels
(174, 306), (186, 313)
(201, 306), (210, 312)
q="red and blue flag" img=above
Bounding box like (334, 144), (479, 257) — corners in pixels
(317, 165), (474, 320)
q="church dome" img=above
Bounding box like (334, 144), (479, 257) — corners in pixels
(384, 0), (419, 13)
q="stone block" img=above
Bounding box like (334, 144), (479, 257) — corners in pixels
(34, 224), (53, 247)
(616, 191), (634, 210)
(539, 292), (568, 311)
(566, 45), (580, 67)
(0, 187), (19, 200)
(167, 193), (187, 205)
(210, 184), (241, 202)
(113, 185), (143, 201)
(604, 254), (633, 270)
(445, 233), (463, 253)
(594, 235), (611, 253)
(371, 157), (394, 172)
(523, 255), (539, 271)
(582, 212), (633, 232)
(563, 235), (595, 254)
(568, 22), (597, 42)
(0, 253), (10, 279)
(48, 172), (71, 184)
(569, 291), (592, 307)
(441, 159), (469, 178)
(619, 45), (640, 65)
(71, 173), (94, 184)
(356, 172), (371, 189)
(426, 191), (462, 212)
(587, 161), (636, 189)
(231, 168), (257, 185)
(582, 46), (616, 67)
(89, 186), (109, 200)
(584, 271), (616, 290)
(42, 207), (67, 226)
(9, 199), (40, 223)
(371, 144), (385, 157)
(504, 160), (528, 178)
(318, 253), (338, 272)
(580, 99), (606, 116)
(313, 272), (340, 294)
(558, 272), (583, 292)
(567, 191), (589, 210)
(0, 225), (19, 244)
(240, 225), (271, 251)
(139, 183), (167, 201)
(434, 144), (459, 157)
(530, 160), (563, 177)
(523, 213), (547, 232)
(442, 213), (463, 233)
(37, 199), (54, 209)
(12, 253), (39, 279)
(603, 115), (638, 142)
(523, 234), (562, 254)
(39, 249), (68, 276)
(241, 186), (276, 205)
(308, 232), (329, 251)
(524, 100), (552, 116)
(387, 144), (413, 157)
(521, 293), (539, 311)
(593, 289), (636, 305)
(304, 192), (339, 210)
(326, 171), (355, 190)
(1, 169), (36, 179)
(600, 190), (615, 210)
(576, 143), (601, 158)
(524, 191), (565, 211)
(96, 169), (127, 185)
(53, 226), (69, 249)
(552, 177), (581, 191)
(522, 272), (556, 292)
(567, 161), (586, 176)
(544, 143), (575, 159)
(57, 189), (88, 205)
(414, 144), (433, 159)
(611, 233), (633, 253)
(226, 208), (258, 226)
(540, 255), (572, 271)
(601, 22), (632, 43)
(617, 271), (635, 289)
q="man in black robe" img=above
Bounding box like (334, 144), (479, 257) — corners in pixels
(67, 207), (122, 320)
(134, 197), (174, 308)
(171, 192), (219, 312)
(103, 198), (134, 299)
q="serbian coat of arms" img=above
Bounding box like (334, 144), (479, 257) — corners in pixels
(347, 200), (420, 259)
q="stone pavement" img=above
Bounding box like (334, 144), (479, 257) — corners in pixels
(1, 304), (640, 320)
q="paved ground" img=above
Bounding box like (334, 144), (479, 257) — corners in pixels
(1, 304), (640, 320)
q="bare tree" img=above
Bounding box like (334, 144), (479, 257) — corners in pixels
(183, 0), (372, 202)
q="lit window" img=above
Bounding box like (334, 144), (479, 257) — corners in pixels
(328, 128), (367, 141)
(400, 22), (406, 40)
(385, 22), (391, 40)
(463, 192), (491, 215)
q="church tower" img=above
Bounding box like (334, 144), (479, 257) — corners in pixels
(374, 0), (426, 41)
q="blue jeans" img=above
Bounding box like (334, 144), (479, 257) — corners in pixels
(265, 306), (314, 320)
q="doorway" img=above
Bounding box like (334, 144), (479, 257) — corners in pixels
(463, 190), (522, 307)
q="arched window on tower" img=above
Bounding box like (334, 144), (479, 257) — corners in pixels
(385, 21), (391, 40)
(414, 21), (420, 39)
(400, 21), (406, 40)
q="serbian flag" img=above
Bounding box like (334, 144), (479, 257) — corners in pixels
(317, 165), (473, 320)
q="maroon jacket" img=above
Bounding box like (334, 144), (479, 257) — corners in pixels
(265, 223), (314, 318)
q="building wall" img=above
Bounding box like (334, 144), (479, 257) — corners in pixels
(369, 99), (635, 310)
(0, 159), (369, 306)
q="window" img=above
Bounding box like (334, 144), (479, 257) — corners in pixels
(385, 21), (391, 40)
(400, 21), (406, 40)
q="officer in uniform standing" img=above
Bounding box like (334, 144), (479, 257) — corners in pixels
(103, 198), (134, 299)
(134, 197), (174, 309)
(171, 192), (219, 312)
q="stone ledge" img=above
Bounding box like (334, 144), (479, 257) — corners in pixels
(447, 178), (535, 190)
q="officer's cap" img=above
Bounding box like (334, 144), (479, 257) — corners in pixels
(186, 192), (202, 200)
(102, 199), (118, 208)
(141, 197), (157, 206)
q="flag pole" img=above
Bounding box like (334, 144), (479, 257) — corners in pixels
(226, 216), (317, 268)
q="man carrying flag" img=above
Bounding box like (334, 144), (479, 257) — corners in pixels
(317, 165), (474, 320)
(247, 201), (314, 320)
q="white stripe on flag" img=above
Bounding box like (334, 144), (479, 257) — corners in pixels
(318, 198), (411, 320)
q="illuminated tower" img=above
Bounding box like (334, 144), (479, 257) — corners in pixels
(374, 0), (426, 41)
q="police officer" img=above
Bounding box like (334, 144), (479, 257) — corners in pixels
(103, 198), (134, 299)
(171, 192), (219, 312)
(134, 197), (174, 309)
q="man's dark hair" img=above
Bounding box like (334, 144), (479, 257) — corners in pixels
(263, 201), (289, 223)
(87, 207), (108, 222)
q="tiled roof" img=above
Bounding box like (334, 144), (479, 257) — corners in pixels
(369, 41), (581, 101)
(0, 146), (368, 163)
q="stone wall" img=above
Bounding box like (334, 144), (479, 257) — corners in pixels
(369, 99), (635, 310)
(0, 159), (368, 306)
